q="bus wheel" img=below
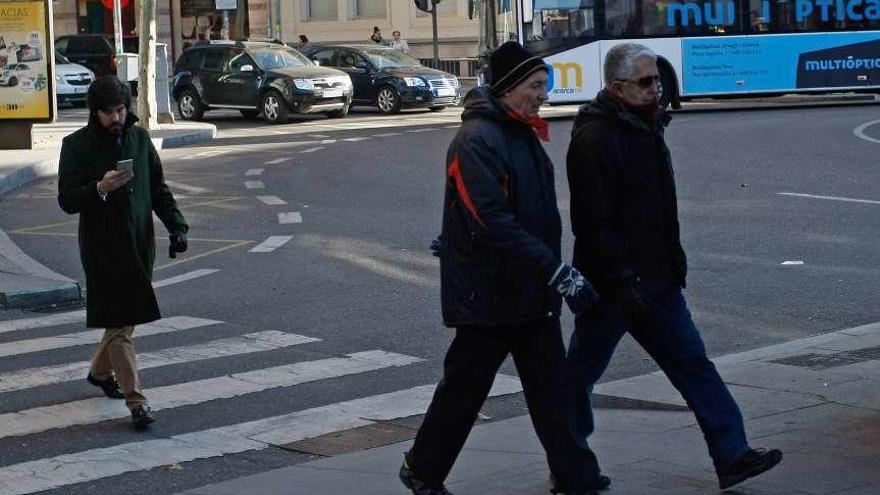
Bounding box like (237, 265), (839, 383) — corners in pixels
(658, 65), (677, 110)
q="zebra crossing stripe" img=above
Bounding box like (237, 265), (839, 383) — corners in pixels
(0, 310), (86, 335)
(0, 375), (521, 495)
(244, 181), (265, 189)
(0, 331), (318, 394)
(256, 195), (287, 205)
(264, 157), (292, 165)
(245, 168), (265, 176)
(278, 212), (302, 224)
(249, 236), (292, 253)
(152, 268), (219, 288)
(0, 316), (221, 358)
(0, 350), (423, 439)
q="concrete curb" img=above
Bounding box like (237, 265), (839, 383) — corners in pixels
(0, 157), (58, 198)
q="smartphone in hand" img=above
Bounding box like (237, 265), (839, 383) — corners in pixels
(117, 159), (134, 173)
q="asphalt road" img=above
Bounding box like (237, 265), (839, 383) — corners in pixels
(0, 103), (878, 494)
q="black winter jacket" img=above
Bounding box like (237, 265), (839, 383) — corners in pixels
(439, 87), (563, 327)
(566, 90), (687, 297)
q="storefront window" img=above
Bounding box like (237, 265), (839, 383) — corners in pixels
(303, 0), (338, 20)
(180, 0), (250, 47)
(356, 0), (387, 18)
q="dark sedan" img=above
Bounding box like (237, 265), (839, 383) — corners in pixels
(302, 44), (461, 114)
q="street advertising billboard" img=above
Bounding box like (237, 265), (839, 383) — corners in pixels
(0, 0), (55, 122)
(682, 33), (880, 95)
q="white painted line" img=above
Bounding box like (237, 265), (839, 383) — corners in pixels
(300, 147), (323, 154)
(777, 192), (880, 205)
(264, 157), (292, 165)
(249, 235), (293, 253)
(0, 331), (318, 394)
(343, 137), (369, 142)
(444, 125), (459, 129)
(164, 181), (211, 194)
(0, 316), (221, 358)
(320, 139), (337, 144)
(272, 130), (293, 135)
(256, 195), (287, 206)
(853, 119), (880, 144)
(308, 134), (331, 138)
(0, 350), (422, 439)
(0, 374), (520, 495)
(244, 181), (265, 189)
(781, 260), (804, 265)
(0, 310), (86, 335)
(152, 269), (219, 288)
(373, 132), (402, 137)
(245, 168), (265, 176)
(278, 212), (303, 224)
(405, 128), (433, 133)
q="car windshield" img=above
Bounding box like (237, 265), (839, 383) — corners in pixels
(55, 52), (70, 65)
(250, 48), (311, 70)
(360, 48), (421, 69)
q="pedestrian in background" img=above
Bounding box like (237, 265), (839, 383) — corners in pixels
(298, 34), (312, 51)
(399, 41), (605, 495)
(390, 30), (410, 53)
(565, 42), (782, 490)
(370, 26), (385, 45)
(58, 76), (189, 430)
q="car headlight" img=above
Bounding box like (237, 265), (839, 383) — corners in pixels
(55, 75), (62, 82)
(403, 77), (426, 87)
(293, 78), (314, 90)
(451, 76), (460, 87)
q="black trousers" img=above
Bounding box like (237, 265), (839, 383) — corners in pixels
(408, 317), (601, 491)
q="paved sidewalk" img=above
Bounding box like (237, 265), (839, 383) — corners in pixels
(176, 321), (880, 495)
(0, 118), (216, 309)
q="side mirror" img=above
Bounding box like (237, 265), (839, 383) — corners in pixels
(240, 64), (254, 72)
(355, 61), (369, 70)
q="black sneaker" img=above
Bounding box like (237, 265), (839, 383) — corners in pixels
(399, 451), (453, 495)
(550, 473), (610, 492)
(86, 373), (125, 399)
(717, 448), (783, 490)
(131, 405), (155, 430)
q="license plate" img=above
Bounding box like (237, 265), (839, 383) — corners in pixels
(75, 86), (88, 93)
(436, 88), (456, 97)
(322, 89), (343, 98)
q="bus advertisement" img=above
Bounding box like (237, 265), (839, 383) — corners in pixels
(480, 0), (880, 105)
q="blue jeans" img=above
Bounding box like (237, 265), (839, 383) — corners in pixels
(567, 286), (749, 469)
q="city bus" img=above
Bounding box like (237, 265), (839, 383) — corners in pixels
(478, 0), (880, 107)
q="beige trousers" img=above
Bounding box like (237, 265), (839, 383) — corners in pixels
(89, 325), (147, 411)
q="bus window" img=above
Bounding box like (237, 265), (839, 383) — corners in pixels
(525, 1), (596, 56)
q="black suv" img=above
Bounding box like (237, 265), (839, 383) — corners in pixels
(55, 34), (138, 76)
(172, 41), (353, 124)
(302, 44), (460, 114)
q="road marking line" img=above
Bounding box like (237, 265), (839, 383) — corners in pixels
(264, 157), (292, 165)
(0, 350), (422, 439)
(244, 181), (265, 189)
(256, 195), (287, 205)
(245, 168), (265, 176)
(0, 310), (86, 335)
(0, 331), (318, 394)
(0, 375), (520, 495)
(778, 192), (880, 205)
(152, 269), (219, 288)
(373, 132), (402, 137)
(320, 139), (337, 144)
(853, 119), (880, 144)
(249, 235), (293, 253)
(444, 125), (459, 129)
(0, 316), (221, 358)
(164, 181), (211, 194)
(343, 137), (369, 142)
(271, 130), (293, 135)
(278, 212), (303, 224)
(300, 147), (323, 154)
(781, 260), (805, 265)
(308, 134), (330, 138)
(405, 129), (433, 133)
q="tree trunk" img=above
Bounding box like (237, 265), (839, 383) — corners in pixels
(137, 0), (159, 130)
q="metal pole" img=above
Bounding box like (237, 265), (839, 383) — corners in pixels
(275, 0), (283, 41)
(113, 0), (123, 55)
(222, 10), (230, 40)
(431, 1), (439, 64)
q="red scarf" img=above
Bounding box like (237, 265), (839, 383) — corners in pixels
(506, 110), (550, 142)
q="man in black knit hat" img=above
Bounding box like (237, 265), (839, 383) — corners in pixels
(398, 41), (607, 495)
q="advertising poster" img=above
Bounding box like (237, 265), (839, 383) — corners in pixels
(682, 33), (880, 95)
(0, 0), (54, 121)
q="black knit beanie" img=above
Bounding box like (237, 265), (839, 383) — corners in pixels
(489, 41), (547, 96)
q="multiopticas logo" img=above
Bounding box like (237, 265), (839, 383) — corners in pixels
(667, 0), (880, 26)
(550, 62), (583, 94)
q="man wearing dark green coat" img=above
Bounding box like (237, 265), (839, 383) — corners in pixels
(58, 76), (188, 430)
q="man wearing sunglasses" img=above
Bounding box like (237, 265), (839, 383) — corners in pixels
(564, 43), (783, 490)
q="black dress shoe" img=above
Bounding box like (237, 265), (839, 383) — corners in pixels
(131, 405), (155, 430)
(717, 448), (783, 489)
(399, 451), (453, 495)
(87, 373), (125, 399)
(550, 473), (611, 492)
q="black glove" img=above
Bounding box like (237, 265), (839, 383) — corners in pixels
(429, 236), (442, 258)
(550, 264), (599, 316)
(169, 232), (188, 259)
(616, 271), (652, 323)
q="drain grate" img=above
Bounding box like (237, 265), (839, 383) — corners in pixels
(770, 345), (880, 370)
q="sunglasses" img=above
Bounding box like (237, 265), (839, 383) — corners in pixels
(616, 74), (660, 88)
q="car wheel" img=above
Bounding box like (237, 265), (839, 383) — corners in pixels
(428, 105), (446, 112)
(376, 86), (401, 114)
(239, 109), (260, 118)
(262, 90), (289, 124)
(326, 104), (350, 119)
(8, 77), (17, 87)
(178, 89), (204, 121)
